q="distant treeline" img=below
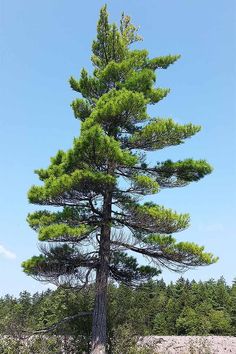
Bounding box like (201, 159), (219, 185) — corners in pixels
(0, 277), (235, 351)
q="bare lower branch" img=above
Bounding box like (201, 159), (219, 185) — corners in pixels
(23, 312), (93, 335)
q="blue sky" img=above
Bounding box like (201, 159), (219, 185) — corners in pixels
(0, 0), (235, 296)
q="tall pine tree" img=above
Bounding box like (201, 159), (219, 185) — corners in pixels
(22, 6), (217, 354)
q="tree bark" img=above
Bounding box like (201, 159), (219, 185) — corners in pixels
(91, 191), (112, 354)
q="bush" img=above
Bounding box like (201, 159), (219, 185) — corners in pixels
(111, 324), (153, 354)
(0, 335), (83, 354)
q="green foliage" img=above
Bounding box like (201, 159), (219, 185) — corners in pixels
(208, 310), (231, 334)
(28, 169), (116, 205)
(176, 307), (211, 335)
(22, 255), (46, 275)
(131, 202), (190, 233)
(87, 88), (148, 130)
(155, 159), (213, 183)
(111, 324), (152, 354)
(130, 119), (201, 150)
(131, 175), (159, 194)
(153, 313), (169, 335)
(147, 54), (181, 69)
(38, 224), (92, 241)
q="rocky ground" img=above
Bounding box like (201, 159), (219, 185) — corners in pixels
(137, 336), (236, 354)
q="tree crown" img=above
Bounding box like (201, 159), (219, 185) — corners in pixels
(22, 6), (217, 289)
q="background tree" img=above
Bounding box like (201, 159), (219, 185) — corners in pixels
(22, 6), (217, 354)
(230, 279), (236, 335)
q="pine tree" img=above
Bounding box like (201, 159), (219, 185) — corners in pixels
(22, 6), (217, 354)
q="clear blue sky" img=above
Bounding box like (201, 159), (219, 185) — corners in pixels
(0, 0), (235, 296)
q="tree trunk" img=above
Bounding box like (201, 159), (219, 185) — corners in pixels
(91, 191), (112, 354)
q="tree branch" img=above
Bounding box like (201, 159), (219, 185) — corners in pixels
(23, 312), (93, 335)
